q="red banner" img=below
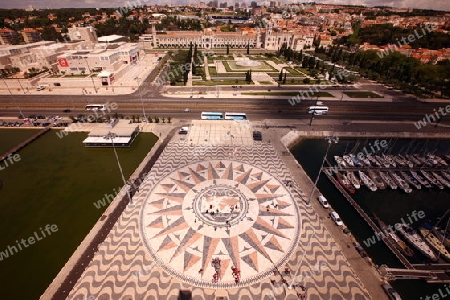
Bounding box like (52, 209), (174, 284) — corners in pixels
(58, 58), (69, 67)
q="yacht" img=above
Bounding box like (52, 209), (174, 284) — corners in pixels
(420, 170), (444, 190)
(432, 227), (450, 251)
(397, 224), (437, 261)
(379, 171), (398, 190)
(374, 215), (413, 257)
(343, 155), (355, 167)
(335, 172), (355, 194)
(419, 227), (450, 262)
(368, 170), (386, 190)
(389, 171), (412, 193)
(406, 154), (422, 167)
(431, 172), (450, 188)
(375, 155), (390, 168)
(346, 171), (361, 189)
(334, 156), (348, 168)
(410, 171), (432, 189)
(367, 154), (381, 167)
(398, 154), (414, 168)
(383, 154), (397, 167)
(358, 170), (377, 191)
(349, 154), (364, 167)
(400, 171), (421, 190)
(441, 171), (450, 182)
(393, 155), (407, 167)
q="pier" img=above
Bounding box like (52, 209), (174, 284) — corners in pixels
(0, 128), (50, 162)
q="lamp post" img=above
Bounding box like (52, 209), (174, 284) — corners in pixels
(135, 77), (147, 122)
(83, 56), (98, 94)
(307, 136), (339, 204)
(107, 132), (132, 204)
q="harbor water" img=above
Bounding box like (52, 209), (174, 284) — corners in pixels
(291, 138), (450, 300)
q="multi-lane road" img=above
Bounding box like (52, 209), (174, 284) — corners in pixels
(0, 84), (448, 130)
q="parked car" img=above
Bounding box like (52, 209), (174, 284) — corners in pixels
(36, 85), (46, 91)
(317, 195), (330, 208)
(63, 109), (71, 113)
(179, 127), (189, 134)
(330, 211), (344, 226)
(381, 283), (402, 300)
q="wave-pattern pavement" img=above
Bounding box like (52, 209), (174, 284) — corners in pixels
(67, 140), (371, 300)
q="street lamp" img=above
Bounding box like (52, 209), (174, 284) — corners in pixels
(135, 77), (147, 122)
(83, 56), (98, 94)
(107, 132), (132, 204)
(307, 136), (339, 204)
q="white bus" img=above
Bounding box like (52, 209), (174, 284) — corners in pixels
(201, 112), (224, 120)
(307, 106), (329, 115)
(224, 112), (247, 120)
(85, 104), (106, 111)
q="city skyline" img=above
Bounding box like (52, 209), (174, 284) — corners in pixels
(0, 0), (449, 12)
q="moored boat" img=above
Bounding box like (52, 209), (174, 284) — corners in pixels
(383, 154), (397, 167)
(432, 227), (450, 251)
(367, 154), (381, 167)
(410, 171), (432, 189)
(343, 155), (355, 167)
(397, 224), (437, 261)
(335, 172), (355, 194)
(420, 170), (444, 190)
(400, 171), (421, 190)
(368, 170), (386, 190)
(389, 171), (412, 193)
(379, 171), (398, 190)
(431, 172), (450, 188)
(346, 171), (361, 189)
(419, 227), (450, 262)
(358, 170), (377, 192)
(334, 156), (348, 168)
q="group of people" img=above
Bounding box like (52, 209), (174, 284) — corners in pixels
(211, 258), (221, 283)
(231, 266), (241, 283)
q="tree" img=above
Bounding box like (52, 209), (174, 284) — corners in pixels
(167, 116), (172, 123)
(246, 43), (250, 55)
(226, 44), (230, 55)
(282, 72), (287, 84)
(278, 69), (283, 82)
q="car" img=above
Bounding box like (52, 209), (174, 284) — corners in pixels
(252, 131), (262, 141)
(37, 115), (45, 119)
(179, 126), (189, 134)
(184, 108), (190, 113)
(317, 195), (330, 208)
(381, 283), (402, 300)
(63, 109), (71, 113)
(330, 211), (344, 226)
(36, 85), (46, 91)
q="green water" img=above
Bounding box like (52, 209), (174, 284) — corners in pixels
(0, 129), (38, 155)
(0, 129), (158, 299)
(291, 138), (450, 300)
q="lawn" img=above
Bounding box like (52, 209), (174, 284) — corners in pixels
(344, 91), (383, 98)
(0, 130), (158, 299)
(193, 80), (253, 86)
(208, 66), (218, 76)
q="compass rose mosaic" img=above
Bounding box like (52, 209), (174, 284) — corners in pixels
(140, 160), (301, 288)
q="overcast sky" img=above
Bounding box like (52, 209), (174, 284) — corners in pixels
(0, 0), (448, 12)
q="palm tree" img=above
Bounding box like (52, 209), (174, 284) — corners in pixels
(162, 117), (166, 123)
(167, 116), (172, 123)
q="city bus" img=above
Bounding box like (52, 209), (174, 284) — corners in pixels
(201, 112), (224, 120)
(307, 106), (329, 115)
(224, 112), (247, 120)
(85, 104), (106, 111)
